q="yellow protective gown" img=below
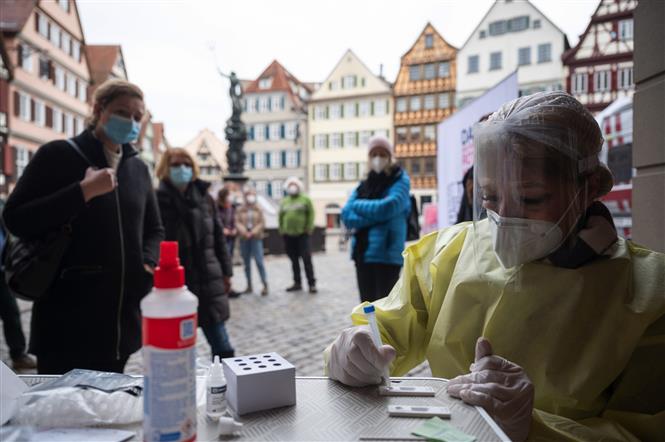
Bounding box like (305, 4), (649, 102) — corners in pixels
(349, 220), (665, 441)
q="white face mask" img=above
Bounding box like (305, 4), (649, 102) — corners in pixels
(487, 209), (563, 268)
(287, 185), (299, 196)
(246, 195), (256, 204)
(370, 156), (389, 173)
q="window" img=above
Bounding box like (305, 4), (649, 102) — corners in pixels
(619, 67), (633, 89)
(55, 66), (65, 90)
(573, 72), (588, 93)
(330, 103), (342, 119)
(518, 47), (531, 66)
(409, 65), (421, 81)
(67, 74), (77, 96)
(50, 24), (61, 47)
(344, 131), (356, 147)
(619, 19), (633, 41)
(58, 0), (70, 12)
(410, 96), (421, 111)
(314, 134), (327, 149)
(374, 100), (387, 116)
(53, 107), (62, 132)
(61, 33), (70, 54)
(479, 30), (486, 39)
(411, 158), (421, 175)
(424, 94), (436, 110)
(533, 19), (541, 29)
(489, 52), (502, 70)
(38, 14), (48, 38)
(468, 55), (479, 73)
(258, 77), (272, 89)
(71, 40), (80, 61)
(438, 62), (450, 78)
(410, 126), (422, 143)
(489, 20), (507, 36)
(259, 96), (270, 113)
(359, 101), (371, 117)
(270, 151), (281, 169)
(254, 123), (265, 141)
(18, 93), (30, 121)
(344, 102), (356, 118)
(286, 150), (299, 168)
(270, 123), (281, 140)
(360, 131), (371, 146)
(424, 157), (436, 175)
(315, 105), (327, 120)
(330, 132), (342, 148)
(19, 44), (32, 72)
(329, 163), (342, 181)
(64, 113), (74, 137)
(537, 43), (552, 63)
(16, 147), (30, 178)
(594, 70), (611, 92)
(255, 181), (268, 195)
(328, 80), (338, 90)
(271, 95), (283, 111)
(314, 164), (327, 182)
(344, 163), (357, 180)
(78, 80), (87, 101)
(508, 16), (530, 32)
(342, 75), (357, 89)
(424, 63), (436, 80)
(396, 127), (408, 143)
(425, 33), (433, 48)
(286, 122), (297, 140)
(396, 97), (407, 112)
(272, 180), (283, 198)
(39, 56), (50, 80)
(254, 152), (266, 169)
(34, 100), (45, 126)
(424, 125), (436, 142)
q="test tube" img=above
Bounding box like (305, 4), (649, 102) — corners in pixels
(363, 304), (391, 387)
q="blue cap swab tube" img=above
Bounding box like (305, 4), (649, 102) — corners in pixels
(363, 304), (391, 387)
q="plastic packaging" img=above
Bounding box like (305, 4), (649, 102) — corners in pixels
(10, 369), (142, 427)
(217, 416), (243, 435)
(363, 304), (391, 387)
(206, 355), (227, 418)
(141, 242), (199, 442)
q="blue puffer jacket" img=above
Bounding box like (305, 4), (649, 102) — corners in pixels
(341, 170), (411, 266)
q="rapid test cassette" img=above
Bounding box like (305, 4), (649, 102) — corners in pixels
(388, 405), (451, 418)
(379, 385), (436, 397)
(222, 352), (296, 415)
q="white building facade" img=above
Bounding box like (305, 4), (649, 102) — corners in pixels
(307, 50), (393, 229)
(456, 0), (568, 107)
(242, 60), (311, 201)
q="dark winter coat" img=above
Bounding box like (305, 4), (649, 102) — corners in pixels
(156, 179), (232, 327)
(3, 130), (164, 359)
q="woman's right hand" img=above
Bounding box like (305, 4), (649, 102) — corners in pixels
(80, 167), (117, 202)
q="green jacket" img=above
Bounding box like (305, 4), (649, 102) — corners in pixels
(279, 194), (314, 236)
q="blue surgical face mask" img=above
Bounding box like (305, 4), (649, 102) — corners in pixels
(102, 114), (140, 144)
(169, 165), (193, 187)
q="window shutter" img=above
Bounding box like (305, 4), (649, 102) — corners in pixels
(386, 99), (390, 113)
(267, 182), (272, 197)
(267, 97), (272, 111)
(17, 44), (23, 66)
(266, 152), (271, 168)
(13, 91), (20, 116)
(48, 61), (55, 81)
(30, 99), (35, 121)
(280, 124), (285, 139)
(325, 134), (329, 148)
(340, 105), (344, 118)
(296, 150), (301, 167)
(264, 125), (269, 140)
(46, 105), (53, 127)
(325, 105), (329, 119)
(250, 153), (255, 169)
(281, 150), (286, 167)
(73, 118), (77, 134)
(62, 112), (66, 130)
(75, 79), (79, 97)
(249, 125), (254, 140)
(355, 132), (359, 146)
(47, 22), (51, 40)
(370, 101), (375, 116)
(340, 132), (344, 147)
(355, 102), (359, 115)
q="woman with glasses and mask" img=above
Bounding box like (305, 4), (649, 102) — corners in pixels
(326, 92), (665, 441)
(3, 79), (164, 374)
(155, 148), (235, 359)
(341, 135), (411, 303)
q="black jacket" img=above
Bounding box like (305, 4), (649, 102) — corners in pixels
(3, 130), (164, 358)
(156, 179), (232, 327)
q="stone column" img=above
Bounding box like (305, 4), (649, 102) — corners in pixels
(632, 0), (665, 252)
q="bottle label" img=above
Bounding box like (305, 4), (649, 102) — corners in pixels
(207, 384), (227, 414)
(143, 314), (197, 442)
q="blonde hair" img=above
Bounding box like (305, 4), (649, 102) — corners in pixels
(87, 79), (144, 129)
(155, 148), (200, 181)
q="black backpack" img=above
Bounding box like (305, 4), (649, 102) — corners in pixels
(406, 195), (420, 241)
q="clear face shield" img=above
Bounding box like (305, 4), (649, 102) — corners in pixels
(471, 122), (593, 272)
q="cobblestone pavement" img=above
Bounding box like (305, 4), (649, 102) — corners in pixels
(1, 247), (430, 377)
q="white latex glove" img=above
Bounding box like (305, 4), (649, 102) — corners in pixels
(447, 337), (534, 442)
(327, 326), (396, 387)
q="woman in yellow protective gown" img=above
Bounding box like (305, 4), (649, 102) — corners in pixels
(325, 91), (664, 442)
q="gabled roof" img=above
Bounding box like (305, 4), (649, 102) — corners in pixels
(0, 0), (38, 32)
(399, 22), (457, 63)
(183, 128), (227, 170)
(243, 60), (312, 109)
(85, 45), (128, 85)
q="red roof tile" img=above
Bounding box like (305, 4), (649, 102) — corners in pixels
(0, 0), (37, 32)
(85, 45), (124, 85)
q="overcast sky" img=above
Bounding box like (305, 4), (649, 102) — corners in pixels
(77, 0), (599, 146)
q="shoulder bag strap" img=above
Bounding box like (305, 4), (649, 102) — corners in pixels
(65, 138), (94, 168)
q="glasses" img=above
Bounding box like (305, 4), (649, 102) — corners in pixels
(170, 162), (192, 168)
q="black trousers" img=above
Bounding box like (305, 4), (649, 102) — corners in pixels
(0, 271), (27, 359)
(283, 234), (316, 287)
(37, 352), (129, 374)
(355, 262), (402, 303)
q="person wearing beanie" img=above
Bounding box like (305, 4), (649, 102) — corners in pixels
(341, 135), (411, 303)
(279, 176), (317, 293)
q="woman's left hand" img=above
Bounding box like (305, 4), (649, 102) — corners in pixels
(447, 338), (534, 442)
(144, 264), (154, 275)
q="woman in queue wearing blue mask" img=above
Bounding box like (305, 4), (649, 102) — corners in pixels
(3, 79), (164, 374)
(325, 92), (665, 441)
(155, 148), (236, 359)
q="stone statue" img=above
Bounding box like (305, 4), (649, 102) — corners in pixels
(218, 69), (247, 181)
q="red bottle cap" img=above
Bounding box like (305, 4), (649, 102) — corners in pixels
(154, 241), (185, 289)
